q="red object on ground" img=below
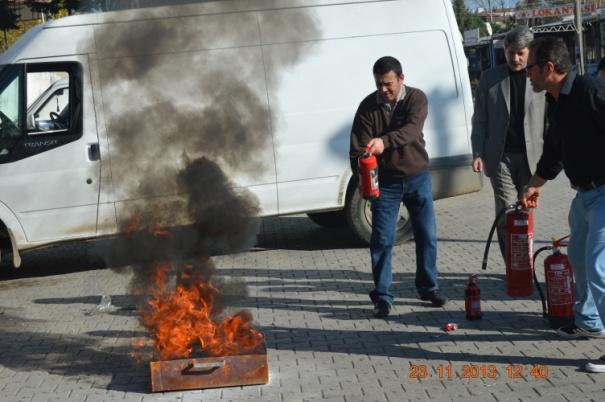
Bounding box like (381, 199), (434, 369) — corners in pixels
(442, 323), (458, 331)
(358, 147), (380, 199)
(504, 207), (534, 297)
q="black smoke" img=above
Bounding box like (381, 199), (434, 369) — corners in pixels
(85, 1), (320, 338)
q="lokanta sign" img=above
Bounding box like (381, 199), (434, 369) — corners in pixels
(515, 3), (597, 19)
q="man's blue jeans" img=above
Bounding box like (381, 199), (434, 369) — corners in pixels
(568, 185), (605, 331)
(369, 169), (439, 304)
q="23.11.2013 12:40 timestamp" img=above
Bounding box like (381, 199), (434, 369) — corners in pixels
(408, 363), (550, 379)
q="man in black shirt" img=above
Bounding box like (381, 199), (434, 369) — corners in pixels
(471, 26), (546, 261)
(522, 37), (605, 372)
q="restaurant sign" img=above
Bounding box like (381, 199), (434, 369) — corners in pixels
(515, 3), (597, 19)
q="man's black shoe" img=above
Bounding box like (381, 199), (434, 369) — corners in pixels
(373, 300), (392, 318)
(418, 290), (448, 307)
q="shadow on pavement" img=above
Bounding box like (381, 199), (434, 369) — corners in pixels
(257, 216), (556, 251)
(257, 324), (581, 368)
(0, 313), (150, 394)
(0, 242), (106, 281)
(3, 262), (585, 394)
(255, 216), (364, 251)
(0, 309), (583, 399)
(0, 215), (515, 281)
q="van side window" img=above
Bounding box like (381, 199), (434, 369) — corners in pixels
(0, 65), (23, 155)
(0, 62), (83, 163)
(27, 71), (71, 134)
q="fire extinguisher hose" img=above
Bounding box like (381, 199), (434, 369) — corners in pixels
(532, 246), (552, 318)
(481, 203), (517, 271)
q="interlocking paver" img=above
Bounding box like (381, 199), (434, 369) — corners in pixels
(1, 175), (602, 401)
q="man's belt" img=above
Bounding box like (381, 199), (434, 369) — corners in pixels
(573, 178), (605, 192)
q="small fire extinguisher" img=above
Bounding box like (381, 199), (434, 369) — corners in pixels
(533, 236), (575, 329)
(482, 203), (534, 298)
(358, 146), (380, 199)
(465, 274), (482, 320)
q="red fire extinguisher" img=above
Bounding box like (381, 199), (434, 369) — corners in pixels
(465, 274), (482, 320)
(482, 203), (534, 297)
(533, 236), (575, 328)
(504, 205), (534, 297)
(358, 147), (380, 199)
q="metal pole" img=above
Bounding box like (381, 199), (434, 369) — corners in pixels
(575, 0), (585, 75)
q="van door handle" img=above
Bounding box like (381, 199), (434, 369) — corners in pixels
(88, 143), (100, 161)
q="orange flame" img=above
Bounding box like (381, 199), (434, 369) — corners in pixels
(124, 211), (142, 236)
(138, 262), (263, 361)
(151, 226), (170, 237)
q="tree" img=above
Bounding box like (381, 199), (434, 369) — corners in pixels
(474, 0), (494, 22)
(453, 0), (469, 31)
(453, 0), (491, 36)
(0, 0), (20, 51)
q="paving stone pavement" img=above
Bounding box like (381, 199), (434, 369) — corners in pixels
(1, 174), (604, 402)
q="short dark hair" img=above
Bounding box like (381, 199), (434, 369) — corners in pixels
(529, 37), (572, 74)
(598, 57), (605, 72)
(373, 56), (402, 76)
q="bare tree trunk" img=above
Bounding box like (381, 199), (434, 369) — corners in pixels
(574, 0), (584, 74)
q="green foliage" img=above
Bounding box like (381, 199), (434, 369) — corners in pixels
(452, 0), (490, 37)
(0, 0), (20, 51)
(1, 19), (41, 53)
(1, 0), (82, 53)
(0, 0), (19, 30)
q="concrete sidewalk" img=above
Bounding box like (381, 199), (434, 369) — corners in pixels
(0, 174), (603, 402)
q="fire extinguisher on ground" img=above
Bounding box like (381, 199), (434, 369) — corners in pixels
(358, 146), (380, 199)
(465, 274), (482, 320)
(533, 236), (575, 329)
(482, 202), (534, 298)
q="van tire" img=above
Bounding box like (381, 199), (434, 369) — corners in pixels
(345, 188), (413, 245)
(307, 211), (347, 228)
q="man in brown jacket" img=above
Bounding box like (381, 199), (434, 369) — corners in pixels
(350, 56), (446, 318)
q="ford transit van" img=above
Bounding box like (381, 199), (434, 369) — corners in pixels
(0, 0), (479, 267)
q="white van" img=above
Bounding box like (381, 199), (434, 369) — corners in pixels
(0, 0), (479, 268)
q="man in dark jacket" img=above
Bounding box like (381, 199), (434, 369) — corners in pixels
(521, 37), (605, 371)
(350, 56), (447, 318)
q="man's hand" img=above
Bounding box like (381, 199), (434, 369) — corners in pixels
(519, 174), (547, 209)
(366, 138), (385, 155)
(472, 157), (483, 173)
(520, 186), (541, 209)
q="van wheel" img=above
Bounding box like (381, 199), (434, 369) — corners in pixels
(307, 211), (347, 228)
(345, 189), (413, 245)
